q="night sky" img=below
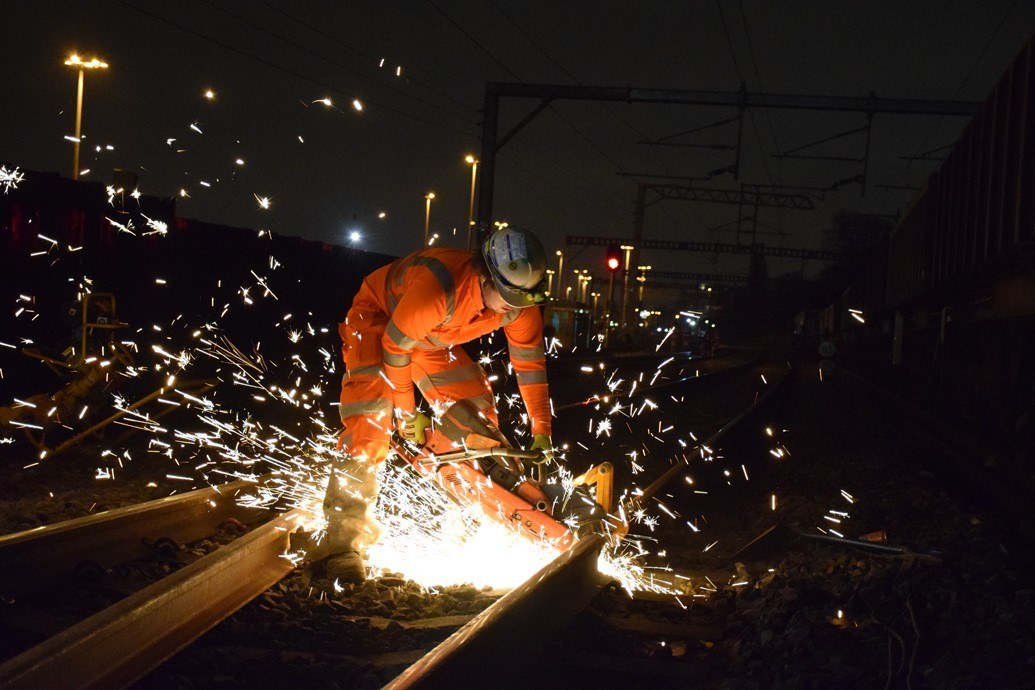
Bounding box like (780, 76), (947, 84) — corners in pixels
(1, 1), (1032, 277)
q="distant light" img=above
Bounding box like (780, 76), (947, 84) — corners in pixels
(65, 55), (108, 70)
(639, 310), (650, 320)
(465, 154), (477, 164)
(204, 89), (215, 100)
(349, 231), (361, 242)
(352, 99), (363, 111)
(316, 97), (332, 107)
(235, 158), (245, 166)
(378, 212), (387, 219)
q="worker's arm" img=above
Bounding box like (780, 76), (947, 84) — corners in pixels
(381, 272), (448, 414)
(503, 307), (551, 437)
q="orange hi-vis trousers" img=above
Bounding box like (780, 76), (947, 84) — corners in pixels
(337, 316), (501, 464)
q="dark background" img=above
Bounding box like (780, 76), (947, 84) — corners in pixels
(2, 1), (1033, 278)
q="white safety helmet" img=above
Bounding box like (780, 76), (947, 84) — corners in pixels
(481, 226), (547, 308)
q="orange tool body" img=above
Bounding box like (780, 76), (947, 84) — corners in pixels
(391, 428), (574, 551)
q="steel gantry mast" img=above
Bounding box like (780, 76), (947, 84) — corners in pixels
(475, 81), (980, 239)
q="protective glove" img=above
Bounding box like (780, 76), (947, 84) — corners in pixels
(396, 410), (431, 446)
(528, 433), (555, 464)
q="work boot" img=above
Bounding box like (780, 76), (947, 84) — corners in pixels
(319, 457), (380, 584)
(324, 550), (367, 584)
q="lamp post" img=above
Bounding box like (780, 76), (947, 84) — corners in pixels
(619, 244), (634, 325)
(545, 269), (555, 297)
(423, 192), (435, 247)
(465, 155), (478, 250)
(637, 265), (652, 304)
(576, 270), (591, 303)
(64, 54), (108, 180)
(555, 250), (565, 302)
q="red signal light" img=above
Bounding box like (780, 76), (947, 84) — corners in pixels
(606, 243), (622, 272)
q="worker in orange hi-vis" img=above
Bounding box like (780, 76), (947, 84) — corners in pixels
(322, 226), (553, 583)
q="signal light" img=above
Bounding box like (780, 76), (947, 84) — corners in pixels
(606, 243), (622, 272)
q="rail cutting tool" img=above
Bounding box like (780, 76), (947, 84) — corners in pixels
(391, 427), (622, 551)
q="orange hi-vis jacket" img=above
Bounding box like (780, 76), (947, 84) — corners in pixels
(339, 247), (550, 450)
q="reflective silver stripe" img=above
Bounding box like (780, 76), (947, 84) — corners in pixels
(508, 343), (545, 361)
(386, 320), (419, 351)
(448, 399), (489, 428)
(339, 397), (391, 419)
(467, 393), (494, 410)
(385, 256), (414, 314)
(500, 309), (521, 326)
(383, 349), (411, 367)
(387, 256), (413, 290)
(411, 256), (456, 323)
(346, 364), (383, 379)
(515, 369), (548, 385)
(415, 364), (484, 393)
(425, 333), (450, 348)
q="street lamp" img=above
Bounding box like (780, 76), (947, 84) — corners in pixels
(465, 155), (478, 250)
(637, 265), (652, 304)
(64, 54), (108, 180)
(545, 269), (556, 296)
(423, 192), (435, 247)
(619, 244), (634, 325)
(555, 250), (565, 301)
(575, 270), (590, 303)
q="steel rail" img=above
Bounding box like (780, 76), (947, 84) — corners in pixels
(384, 533), (610, 689)
(0, 508), (302, 690)
(636, 363), (791, 505)
(0, 478), (268, 598)
(555, 352), (758, 411)
(388, 364), (793, 686)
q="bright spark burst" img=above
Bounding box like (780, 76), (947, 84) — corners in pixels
(3, 221), (726, 599)
(1, 166), (25, 193)
(253, 194), (272, 210)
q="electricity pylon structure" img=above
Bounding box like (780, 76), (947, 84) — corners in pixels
(475, 81), (979, 242)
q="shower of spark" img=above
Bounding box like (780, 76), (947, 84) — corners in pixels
(0, 201), (773, 597)
(1, 165), (25, 193)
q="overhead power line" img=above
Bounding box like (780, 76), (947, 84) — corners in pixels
(119, 0), (476, 138)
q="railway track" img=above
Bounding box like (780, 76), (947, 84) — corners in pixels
(0, 357), (787, 688)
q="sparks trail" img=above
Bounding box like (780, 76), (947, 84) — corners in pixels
(11, 172), (1024, 686)
(0, 366), (783, 688)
